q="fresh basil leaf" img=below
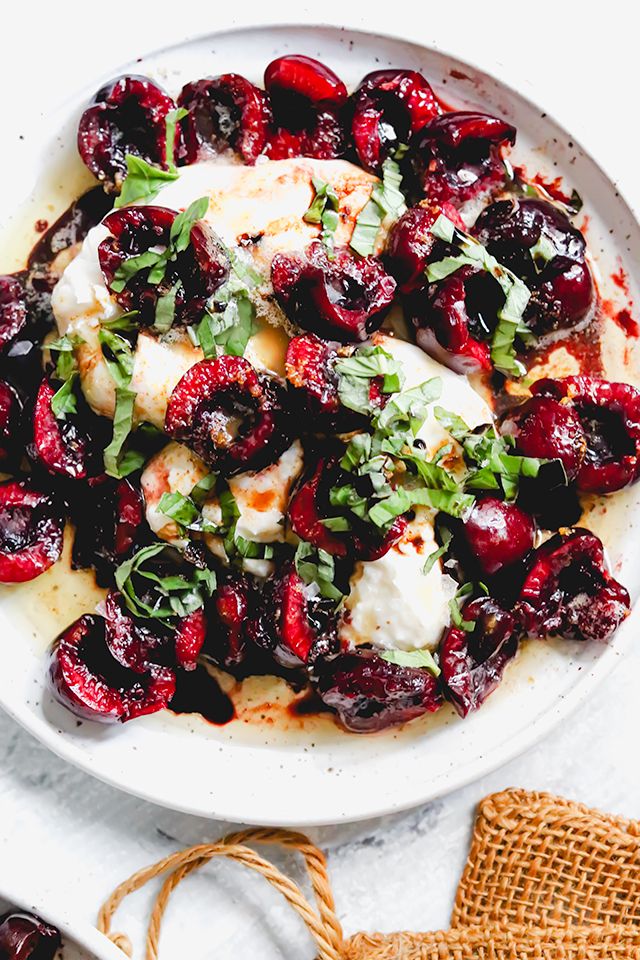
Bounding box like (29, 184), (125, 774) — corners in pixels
(115, 542), (216, 623)
(375, 379), (442, 436)
(164, 106), (188, 169)
(321, 516), (351, 532)
(111, 248), (167, 293)
(304, 176), (340, 254)
(170, 196), (210, 253)
(433, 406), (470, 441)
(422, 527), (453, 575)
(98, 328), (135, 386)
(158, 491), (201, 529)
(530, 232), (556, 267)
(50, 374), (78, 420)
(294, 540), (343, 602)
(429, 214), (456, 243)
(103, 386), (137, 478)
(154, 282), (181, 333)
(380, 647), (441, 676)
(190, 472), (217, 507)
(100, 311), (141, 333)
(114, 156), (179, 209)
(350, 157), (406, 256)
(449, 582), (477, 633)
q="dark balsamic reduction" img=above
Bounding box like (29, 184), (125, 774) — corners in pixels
(168, 665), (236, 725)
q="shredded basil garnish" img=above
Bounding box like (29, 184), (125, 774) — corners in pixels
(422, 527), (453, 576)
(380, 647), (441, 677)
(334, 346), (406, 415)
(197, 249), (260, 358)
(50, 375), (78, 420)
(115, 107), (188, 208)
(98, 329), (144, 478)
(304, 176), (340, 254)
(294, 541), (344, 602)
(350, 157), (407, 257)
(115, 542), (216, 624)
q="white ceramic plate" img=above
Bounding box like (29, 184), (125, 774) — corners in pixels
(0, 885), (124, 960)
(0, 25), (639, 826)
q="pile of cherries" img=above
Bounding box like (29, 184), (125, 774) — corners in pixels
(0, 54), (635, 735)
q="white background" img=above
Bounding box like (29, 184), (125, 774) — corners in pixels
(2, 3), (640, 958)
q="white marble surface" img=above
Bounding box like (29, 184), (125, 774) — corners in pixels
(2, 3), (640, 958)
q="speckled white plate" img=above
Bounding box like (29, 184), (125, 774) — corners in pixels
(0, 885), (124, 960)
(0, 25), (639, 826)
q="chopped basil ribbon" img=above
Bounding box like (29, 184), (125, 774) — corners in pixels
(422, 526), (453, 575)
(304, 176), (340, 254)
(529, 232), (557, 269)
(197, 249), (260, 358)
(46, 334), (85, 420)
(380, 647), (441, 677)
(294, 541), (343, 602)
(115, 107), (188, 208)
(111, 196), (209, 293)
(350, 157), (407, 257)
(462, 425), (558, 501)
(334, 346), (406, 415)
(98, 328), (144, 478)
(115, 542), (217, 624)
(51, 375), (78, 420)
(154, 281), (182, 333)
(100, 311), (141, 333)
(448, 582), (477, 633)
(426, 216), (532, 378)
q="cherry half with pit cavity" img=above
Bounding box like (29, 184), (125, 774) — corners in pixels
(0, 481), (64, 583)
(178, 74), (271, 164)
(315, 648), (443, 733)
(272, 241), (396, 342)
(0, 275), (28, 353)
(98, 205), (230, 326)
(0, 911), (61, 960)
(164, 355), (292, 476)
(31, 378), (91, 480)
(501, 391), (587, 483)
(77, 74), (183, 188)
(204, 570), (254, 671)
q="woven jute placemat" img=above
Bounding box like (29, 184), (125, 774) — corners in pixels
(97, 790), (640, 959)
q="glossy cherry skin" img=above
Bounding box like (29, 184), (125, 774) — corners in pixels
(48, 614), (176, 723)
(315, 648), (443, 733)
(0, 481), (64, 583)
(350, 69), (441, 173)
(385, 203), (465, 295)
(0, 275), (28, 352)
(248, 562), (339, 670)
(0, 911), (61, 960)
(71, 477), (146, 585)
(264, 55), (347, 160)
(205, 571), (254, 670)
(165, 356), (292, 476)
(178, 73), (271, 164)
(518, 528), (630, 643)
(98, 205), (229, 326)
(440, 597), (520, 717)
(272, 241), (396, 342)
(287, 456), (407, 562)
(473, 198), (593, 336)
(409, 265), (495, 374)
(532, 376), (640, 493)
(410, 111), (516, 205)
(501, 392), (587, 483)
(0, 379), (23, 466)
(174, 607), (207, 671)
(77, 74), (182, 187)
(459, 496), (536, 577)
(31, 378), (91, 479)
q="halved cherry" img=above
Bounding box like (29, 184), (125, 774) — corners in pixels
(264, 55), (347, 160)
(385, 203), (465, 295)
(287, 456), (406, 561)
(272, 241), (396, 342)
(48, 614), (176, 723)
(0, 379), (23, 466)
(532, 376), (640, 493)
(0, 911), (61, 960)
(440, 596), (520, 717)
(473, 199), (593, 336)
(408, 265), (495, 373)
(98, 205), (229, 326)
(315, 648), (442, 733)
(458, 496), (536, 578)
(285, 334), (341, 417)
(77, 74), (182, 187)
(205, 571), (254, 670)
(350, 69), (441, 173)
(518, 528), (630, 643)
(174, 607), (207, 671)
(0, 275), (28, 352)
(71, 477), (146, 585)
(410, 111), (516, 206)
(248, 562), (339, 670)
(501, 392), (587, 484)
(114, 478), (145, 556)
(178, 74), (271, 164)
(103, 589), (164, 673)
(31, 378), (90, 479)
(0, 481), (63, 583)
(165, 356), (292, 476)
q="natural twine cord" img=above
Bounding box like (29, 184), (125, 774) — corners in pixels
(97, 790), (640, 960)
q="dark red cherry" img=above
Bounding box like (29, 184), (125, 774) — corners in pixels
(248, 562), (339, 670)
(532, 376), (640, 493)
(287, 456), (407, 561)
(473, 199), (593, 336)
(385, 203), (465, 295)
(98, 205), (229, 326)
(272, 241), (396, 342)
(48, 614), (176, 723)
(440, 597), (520, 717)
(205, 571), (253, 670)
(31, 378), (90, 479)
(284, 334), (372, 429)
(410, 111), (516, 205)
(501, 392), (586, 483)
(0, 379), (23, 466)
(77, 74), (182, 187)
(114, 478), (145, 556)
(0, 481), (63, 583)
(174, 607), (207, 671)
(71, 477), (146, 585)
(164, 356), (292, 476)
(459, 496), (536, 577)
(178, 74), (271, 164)
(264, 55), (347, 161)
(103, 589), (164, 673)
(0, 275), (28, 352)
(315, 648), (442, 733)
(518, 528), (630, 643)
(350, 69), (441, 173)
(408, 265), (495, 374)
(0, 910), (61, 960)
